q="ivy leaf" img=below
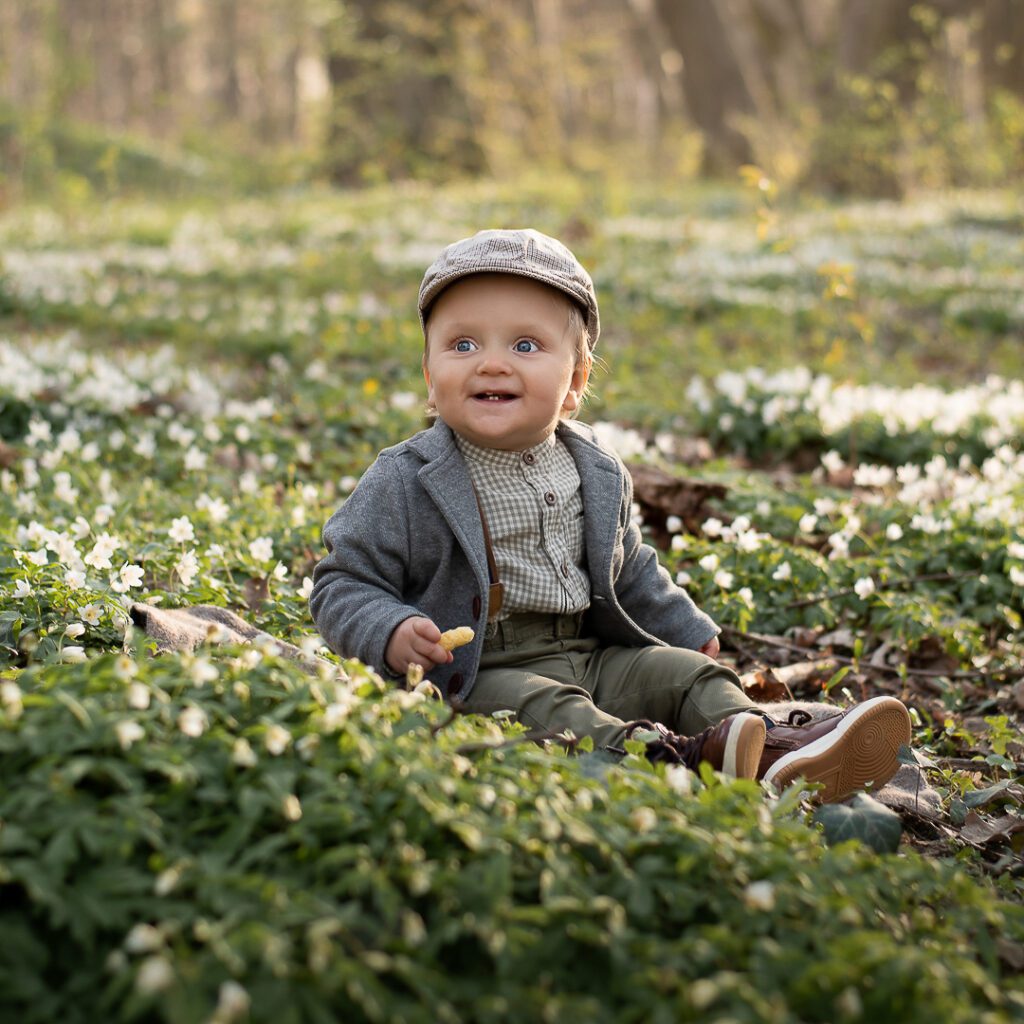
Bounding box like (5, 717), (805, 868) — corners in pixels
(897, 744), (937, 768)
(0, 610), (22, 650)
(813, 793), (903, 854)
(963, 780), (1024, 810)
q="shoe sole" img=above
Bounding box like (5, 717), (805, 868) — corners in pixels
(762, 696), (911, 802)
(723, 713), (767, 779)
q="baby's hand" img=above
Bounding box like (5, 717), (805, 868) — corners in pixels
(386, 616), (454, 675)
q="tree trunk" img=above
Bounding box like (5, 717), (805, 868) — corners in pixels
(146, 0), (175, 134)
(980, 0), (1024, 99)
(324, 0), (484, 184)
(652, 0), (758, 172)
(213, 0), (241, 119)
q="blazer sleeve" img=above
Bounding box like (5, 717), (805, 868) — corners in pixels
(610, 455), (720, 651)
(309, 454), (423, 673)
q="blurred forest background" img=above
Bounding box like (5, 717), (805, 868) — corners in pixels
(2, 0), (1023, 201)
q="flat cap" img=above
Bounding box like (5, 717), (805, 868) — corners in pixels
(418, 228), (600, 347)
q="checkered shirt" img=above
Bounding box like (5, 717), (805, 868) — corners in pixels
(455, 433), (590, 619)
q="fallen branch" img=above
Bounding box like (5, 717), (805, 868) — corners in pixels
(720, 626), (1024, 683)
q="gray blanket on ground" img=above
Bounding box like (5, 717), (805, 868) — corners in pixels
(129, 601), (942, 819)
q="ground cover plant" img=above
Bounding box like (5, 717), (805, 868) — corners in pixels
(0, 179), (1022, 1021)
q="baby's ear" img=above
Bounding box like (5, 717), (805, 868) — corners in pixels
(422, 359), (435, 405)
(563, 354), (591, 412)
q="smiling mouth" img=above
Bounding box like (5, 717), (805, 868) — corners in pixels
(474, 392), (517, 401)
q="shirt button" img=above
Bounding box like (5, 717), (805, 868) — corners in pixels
(544, 491), (557, 506)
(472, 596), (482, 619)
(523, 452), (536, 465)
(561, 562), (570, 577)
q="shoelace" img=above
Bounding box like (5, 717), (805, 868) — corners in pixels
(625, 719), (715, 770)
(673, 725), (718, 771)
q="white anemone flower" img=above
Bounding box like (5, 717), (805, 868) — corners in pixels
(189, 659), (218, 685)
(128, 682), (150, 709)
(116, 720), (145, 750)
(64, 569), (86, 590)
(168, 516), (195, 543)
(111, 563), (145, 594)
(714, 569), (735, 590)
(216, 980), (251, 1021)
(177, 706), (207, 737)
(248, 536), (274, 563)
(264, 724), (292, 756)
(135, 956), (174, 994)
(232, 738), (258, 768)
(80, 603), (103, 625)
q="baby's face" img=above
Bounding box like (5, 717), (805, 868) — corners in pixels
(422, 274), (589, 451)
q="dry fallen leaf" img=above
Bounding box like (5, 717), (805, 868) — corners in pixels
(959, 810), (1024, 846)
(739, 667), (794, 703)
(243, 575), (270, 612)
(626, 462), (728, 547)
(1012, 679), (1024, 712)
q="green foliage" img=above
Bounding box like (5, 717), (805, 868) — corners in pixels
(802, 12), (1023, 198)
(0, 103), (223, 202)
(0, 652), (1021, 1023)
(0, 179), (1023, 1019)
(813, 794), (903, 854)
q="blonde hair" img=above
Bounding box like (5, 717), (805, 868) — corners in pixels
(563, 302), (594, 416)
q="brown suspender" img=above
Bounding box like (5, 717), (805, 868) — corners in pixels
(470, 485), (505, 620)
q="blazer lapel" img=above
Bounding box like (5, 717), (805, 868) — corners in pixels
(411, 421), (491, 590)
(559, 423), (622, 591)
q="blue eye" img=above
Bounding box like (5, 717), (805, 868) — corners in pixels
(454, 339), (476, 352)
(514, 339), (539, 353)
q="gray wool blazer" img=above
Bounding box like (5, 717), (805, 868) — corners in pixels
(309, 418), (719, 701)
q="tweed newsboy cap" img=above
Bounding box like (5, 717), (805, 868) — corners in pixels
(418, 228), (600, 347)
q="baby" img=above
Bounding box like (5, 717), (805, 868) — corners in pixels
(310, 229), (910, 799)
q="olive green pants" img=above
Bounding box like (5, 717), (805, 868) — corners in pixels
(461, 612), (755, 750)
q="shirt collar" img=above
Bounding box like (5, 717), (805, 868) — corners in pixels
(455, 431), (557, 471)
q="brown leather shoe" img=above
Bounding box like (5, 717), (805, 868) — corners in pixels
(760, 696), (911, 802)
(626, 713), (767, 778)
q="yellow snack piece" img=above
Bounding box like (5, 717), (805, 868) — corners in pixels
(438, 626), (475, 652)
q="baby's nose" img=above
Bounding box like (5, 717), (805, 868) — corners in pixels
(478, 351), (512, 373)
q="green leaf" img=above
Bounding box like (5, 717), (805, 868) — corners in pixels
(813, 793), (903, 854)
(897, 744), (937, 768)
(823, 665), (853, 693)
(962, 779), (1018, 808)
(0, 611), (22, 650)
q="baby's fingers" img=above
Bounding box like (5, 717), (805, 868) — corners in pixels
(409, 634), (452, 667)
(410, 617), (443, 644)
